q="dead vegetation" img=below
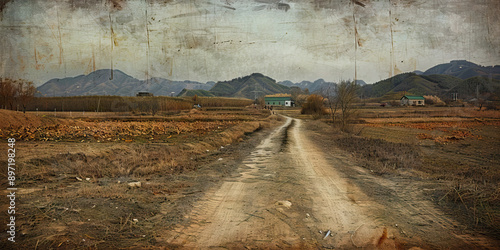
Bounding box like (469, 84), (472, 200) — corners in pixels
(25, 95), (254, 114)
(0, 108), (279, 249)
(333, 135), (422, 174)
(300, 94), (326, 119)
(302, 106), (500, 238)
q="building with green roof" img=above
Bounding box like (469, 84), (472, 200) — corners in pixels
(264, 95), (293, 107)
(400, 95), (425, 106)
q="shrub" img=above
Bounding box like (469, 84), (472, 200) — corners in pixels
(301, 94), (326, 119)
(424, 95), (445, 106)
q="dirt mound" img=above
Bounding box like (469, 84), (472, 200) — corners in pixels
(0, 109), (82, 129)
(189, 108), (201, 114)
(0, 110), (49, 129)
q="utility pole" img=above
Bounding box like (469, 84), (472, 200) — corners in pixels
(145, 9), (150, 85)
(251, 90), (263, 100)
(476, 83), (479, 100)
(109, 12), (114, 80)
(97, 97), (101, 112)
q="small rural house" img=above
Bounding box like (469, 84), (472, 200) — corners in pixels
(400, 95), (425, 106)
(136, 91), (153, 97)
(264, 94), (294, 107)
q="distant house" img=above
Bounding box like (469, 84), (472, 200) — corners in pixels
(265, 94), (294, 107)
(400, 95), (425, 106)
(136, 91), (153, 97)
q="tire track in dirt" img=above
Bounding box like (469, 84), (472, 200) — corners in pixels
(161, 117), (498, 249)
(305, 121), (500, 249)
(164, 117), (305, 248)
(289, 119), (398, 249)
(162, 117), (400, 248)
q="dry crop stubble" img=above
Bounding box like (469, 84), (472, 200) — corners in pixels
(0, 107), (278, 249)
(334, 106), (500, 236)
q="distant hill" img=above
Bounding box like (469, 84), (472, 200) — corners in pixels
(210, 73), (290, 99)
(279, 79), (333, 93)
(422, 60), (500, 80)
(362, 73), (418, 97)
(355, 80), (367, 86)
(177, 89), (215, 97)
(38, 69), (140, 96)
(448, 76), (500, 100)
(361, 72), (500, 101)
(279, 79), (365, 93)
(37, 71), (289, 99)
(37, 69), (214, 97)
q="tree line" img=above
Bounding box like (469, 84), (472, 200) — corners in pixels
(0, 78), (254, 115)
(0, 78), (36, 112)
(22, 95), (254, 115)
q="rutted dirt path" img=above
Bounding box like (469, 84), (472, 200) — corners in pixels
(163, 117), (499, 249)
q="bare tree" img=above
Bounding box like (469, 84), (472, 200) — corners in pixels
(290, 86), (301, 105)
(322, 82), (339, 124)
(290, 86), (308, 107)
(0, 78), (18, 110)
(337, 80), (359, 131)
(322, 80), (359, 131)
(476, 93), (490, 111)
(192, 94), (199, 105)
(256, 96), (265, 107)
(16, 80), (36, 113)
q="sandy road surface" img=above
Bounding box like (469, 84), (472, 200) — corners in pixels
(163, 117), (499, 249)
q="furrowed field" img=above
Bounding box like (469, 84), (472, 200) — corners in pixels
(1, 96), (499, 248)
(0, 97), (282, 249)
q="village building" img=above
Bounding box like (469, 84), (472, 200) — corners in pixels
(400, 95), (425, 106)
(136, 91), (153, 97)
(264, 94), (294, 107)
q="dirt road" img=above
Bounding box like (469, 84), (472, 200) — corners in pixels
(163, 117), (499, 249)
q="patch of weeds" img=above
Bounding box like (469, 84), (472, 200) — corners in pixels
(333, 135), (422, 174)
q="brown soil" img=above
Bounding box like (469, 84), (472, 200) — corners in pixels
(0, 109), (84, 129)
(160, 117), (499, 249)
(1, 108), (498, 249)
(0, 109), (275, 249)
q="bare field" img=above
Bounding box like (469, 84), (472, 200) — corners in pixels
(161, 111), (499, 249)
(294, 106), (500, 239)
(0, 108), (280, 249)
(1, 106), (499, 248)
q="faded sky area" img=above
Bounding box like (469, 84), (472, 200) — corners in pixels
(1, 0), (499, 86)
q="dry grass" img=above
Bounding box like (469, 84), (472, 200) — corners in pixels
(196, 96), (254, 107)
(0, 107), (277, 249)
(333, 135), (422, 174)
(27, 96), (194, 112)
(19, 121), (263, 180)
(309, 106), (500, 236)
(358, 106), (500, 119)
(0, 108), (270, 144)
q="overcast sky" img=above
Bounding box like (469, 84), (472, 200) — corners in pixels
(1, 0), (499, 86)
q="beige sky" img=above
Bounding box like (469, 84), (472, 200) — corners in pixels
(1, 0), (499, 86)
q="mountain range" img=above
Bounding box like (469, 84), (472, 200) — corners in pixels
(37, 69), (214, 97)
(37, 60), (500, 100)
(207, 73), (290, 99)
(360, 60), (500, 101)
(362, 73), (500, 101)
(178, 73), (292, 99)
(278, 79), (366, 93)
(419, 60), (500, 80)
